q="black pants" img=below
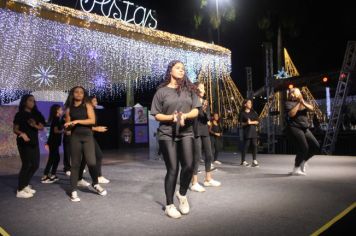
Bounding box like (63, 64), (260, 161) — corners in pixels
(193, 136), (212, 175)
(241, 138), (258, 162)
(159, 137), (194, 205)
(79, 138), (103, 179)
(44, 144), (60, 175)
(287, 126), (320, 167)
(17, 144), (40, 191)
(63, 135), (71, 171)
(70, 133), (98, 192)
(210, 136), (221, 161)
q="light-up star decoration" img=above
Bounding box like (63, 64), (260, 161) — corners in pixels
(31, 66), (57, 87)
(51, 35), (80, 61)
(275, 67), (290, 79)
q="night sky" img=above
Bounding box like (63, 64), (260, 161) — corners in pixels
(55, 0), (356, 107)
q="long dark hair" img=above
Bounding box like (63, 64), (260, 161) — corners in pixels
(18, 94), (39, 114)
(159, 60), (197, 94)
(65, 86), (89, 108)
(48, 104), (61, 124)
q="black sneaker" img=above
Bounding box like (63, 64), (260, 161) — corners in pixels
(50, 175), (59, 182)
(92, 184), (107, 196)
(41, 176), (55, 184)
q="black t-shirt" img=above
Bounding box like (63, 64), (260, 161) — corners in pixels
(69, 104), (93, 135)
(239, 110), (259, 139)
(13, 110), (45, 146)
(193, 102), (211, 137)
(47, 117), (62, 146)
(285, 101), (309, 129)
(210, 122), (222, 137)
(151, 86), (201, 141)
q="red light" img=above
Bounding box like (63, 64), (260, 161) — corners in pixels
(340, 73), (347, 79)
(288, 84), (294, 89)
(322, 77), (328, 83)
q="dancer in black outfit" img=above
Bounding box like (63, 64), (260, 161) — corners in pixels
(77, 95), (110, 187)
(285, 88), (320, 176)
(64, 86), (107, 202)
(209, 113), (223, 165)
(239, 99), (259, 167)
(151, 60), (200, 219)
(191, 82), (221, 193)
(42, 104), (63, 183)
(13, 94), (45, 198)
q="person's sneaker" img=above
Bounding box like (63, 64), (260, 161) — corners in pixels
(65, 171), (71, 176)
(41, 176), (55, 184)
(92, 184), (107, 196)
(49, 175), (59, 182)
(291, 167), (306, 176)
(203, 179), (221, 187)
(190, 183), (206, 192)
(165, 204), (182, 219)
(175, 191), (190, 215)
(24, 185), (36, 194)
(300, 161), (308, 173)
(98, 176), (110, 184)
(70, 191), (80, 202)
(240, 161), (251, 167)
(200, 159), (205, 163)
(16, 189), (34, 198)
(77, 179), (90, 187)
(197, 169), (202, 174)
(252, 160), (260, 167)
(213, 160), (222, 165)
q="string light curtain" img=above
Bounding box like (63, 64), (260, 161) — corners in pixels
(0, 0), (231, 102)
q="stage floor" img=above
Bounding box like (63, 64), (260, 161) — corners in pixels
(0, 150), (355, 236)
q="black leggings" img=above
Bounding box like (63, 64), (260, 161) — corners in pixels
(79, 138), (103, 179)
(193, 136), (212, 175)
(241, 138), (258, 162)
(63, 135), (71, 171)
(17, 144), (40, 191)
(287, 126), (320, 167)
(159, 137), (194, 205)
(44, 144), (60, 176)
(210, 136), (221, 161)
(70, 133), (98, 192)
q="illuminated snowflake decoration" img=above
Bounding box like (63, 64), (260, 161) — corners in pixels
(88, 49), (100, 61)
(31, 66), (57, 87)
(275, 67), (290, 79)
(50, 35), (80, 61)
(91, 73), (110, 89)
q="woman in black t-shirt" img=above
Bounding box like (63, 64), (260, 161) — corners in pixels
(209, 113), (223, 164)
(42, 104), (63, 183)
(151, 60), (200, 219)
(64, 86), (107, 202)
(13, 94), (45, 198)
(191, 82), (221, 193)
(239, 99), (259, 167)
(285, 88), (320, 176)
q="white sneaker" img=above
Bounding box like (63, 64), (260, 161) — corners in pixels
(70, 191), (80, 202)
(190, 183), (206, 192)
(175, 191), (190, 215)
(213, 160), (222, 165)
(16, 189), (34, 198)
(65, 171), (71, 176)
(77, 179), (90, 187)
(165, 204), (182, 219)
(93, 184), (107, 196)
(203, 179), (221, 187)
(98, 176), (110, 184)
(300, 161), (308, 173)
(24, 185), (36, 194)
(291, 167), (306, 176)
